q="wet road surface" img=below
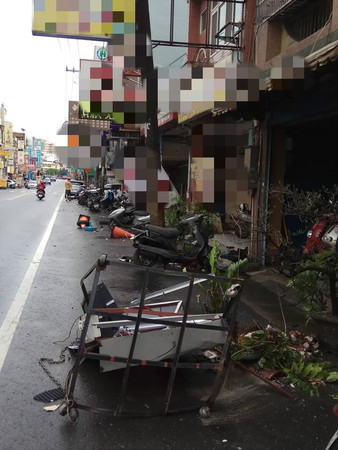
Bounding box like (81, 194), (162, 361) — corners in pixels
(0, 184), (337, 449)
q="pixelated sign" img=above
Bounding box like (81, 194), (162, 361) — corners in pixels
(33, 0), (136, 41)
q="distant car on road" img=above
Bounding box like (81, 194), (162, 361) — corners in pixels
(43, 177), (51, 185)
(50, 177), (56, 182)
(27, 180), (37, 189)
(7, 179), (17, 189)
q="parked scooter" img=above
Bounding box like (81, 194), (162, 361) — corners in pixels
(100, 189), (119, 211)
(304, 215), (338, 254)
(231, 203), (251, 238)
(78, 188), (90, 206)
(87, 191), (102, 212)
(69, 185), (85, 201)
(132, 214), (211, 272)
(108, 199), (150, 230)
(36, 189), (45, 200)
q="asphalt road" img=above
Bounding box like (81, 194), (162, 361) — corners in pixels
(0, 182), (64, 327)
(0, 184), (337, 449)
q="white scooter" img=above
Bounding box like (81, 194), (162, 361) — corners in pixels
(107, 199), (150, 231)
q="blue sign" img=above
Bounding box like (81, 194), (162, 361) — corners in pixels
(36, 148), (41, 167)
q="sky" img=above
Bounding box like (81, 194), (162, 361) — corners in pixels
(0, 1), (188, 145)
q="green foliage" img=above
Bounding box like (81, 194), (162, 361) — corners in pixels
(200, 240), (247, 313)
(190, 201), (216, 239)
(231, 325), (338, 396)
(326, 372), (338, 383)
(232, 327), (299, 370)
(284, 361), (334, 396)
(287, 250), (338, 321)
(45, 169), (59, 176)
(165, 196), (189, 227)
(164, 196), (216, 238)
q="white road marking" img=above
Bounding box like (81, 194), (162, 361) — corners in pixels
(0, 193), (64, 372)
(4, 193), (29, 201)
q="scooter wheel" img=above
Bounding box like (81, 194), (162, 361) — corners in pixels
(133, 249), (157, 267)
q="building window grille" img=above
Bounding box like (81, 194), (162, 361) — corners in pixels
(285, 0), (332, 42)
(210, 1), (243, 52)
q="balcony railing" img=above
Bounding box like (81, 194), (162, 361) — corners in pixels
(256, 0), (310, 25)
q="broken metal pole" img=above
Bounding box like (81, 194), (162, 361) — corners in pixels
(115, 269), (150, 415)
(164, 274), (195, 415)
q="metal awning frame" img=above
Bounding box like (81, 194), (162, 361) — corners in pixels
(61, 254), (241, 419)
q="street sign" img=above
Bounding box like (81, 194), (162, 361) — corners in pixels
(95, 46), (107, 61)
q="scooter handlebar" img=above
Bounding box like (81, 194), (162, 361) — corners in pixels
(179, 214), (204, 225)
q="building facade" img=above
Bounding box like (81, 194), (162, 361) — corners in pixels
(249, 0), (338, 261)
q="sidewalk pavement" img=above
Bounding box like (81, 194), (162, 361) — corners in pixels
(213, 232), (338, 354)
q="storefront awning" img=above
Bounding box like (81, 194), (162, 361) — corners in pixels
(305, 41), (338, 71)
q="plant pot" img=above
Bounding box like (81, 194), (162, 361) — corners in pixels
(312, 316), (338, 354)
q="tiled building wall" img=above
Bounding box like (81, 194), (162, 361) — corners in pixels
(255, 0), (338, 70)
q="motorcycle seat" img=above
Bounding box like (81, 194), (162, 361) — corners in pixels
(146, 224), (180, 238)
(133, 210), (149, 216)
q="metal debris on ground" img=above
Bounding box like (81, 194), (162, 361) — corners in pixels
(57, 255), (242, 419)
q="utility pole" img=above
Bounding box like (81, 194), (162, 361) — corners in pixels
(136, 0), (164, 225)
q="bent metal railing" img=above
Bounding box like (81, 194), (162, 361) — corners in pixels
(60, 255), (242, 419)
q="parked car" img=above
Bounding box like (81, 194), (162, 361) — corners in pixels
(70, 180), (84, 196)
(50, 177), (56, 182)
(7, 179), (17, 189)
(28, 180), (37, 189)
(43, 177), (51, 185)
(104, 183), (122, 193)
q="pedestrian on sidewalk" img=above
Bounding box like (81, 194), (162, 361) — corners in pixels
(65, 178), (71, 201)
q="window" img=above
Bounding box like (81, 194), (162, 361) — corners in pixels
(200, 9), (206, 34)
(285, 0), (332, 42)
(210, 1), (243, 51)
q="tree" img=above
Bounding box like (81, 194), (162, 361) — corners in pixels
(45, 169), (59, 176)
(269, 184), (338, 318)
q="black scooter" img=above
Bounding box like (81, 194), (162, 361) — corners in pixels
(132, 214), (211, 272)
(36, 188), (45, 200)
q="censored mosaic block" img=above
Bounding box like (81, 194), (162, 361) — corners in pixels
(33, 0), (136, 40)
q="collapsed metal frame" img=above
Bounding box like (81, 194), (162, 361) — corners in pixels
(64, 254), (241, 418)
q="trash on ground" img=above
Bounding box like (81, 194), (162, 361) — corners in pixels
(44, 404), (61, 412)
